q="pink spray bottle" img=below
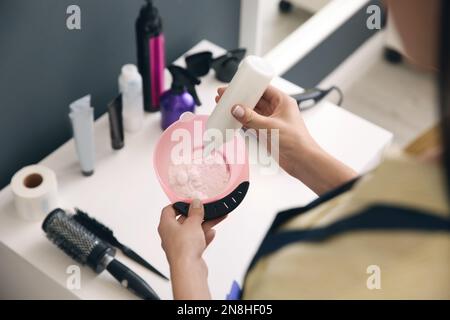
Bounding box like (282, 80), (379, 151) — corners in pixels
(136, 0), (165, 112)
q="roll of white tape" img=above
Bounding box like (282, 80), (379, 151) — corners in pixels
(11, 165), (58, 221)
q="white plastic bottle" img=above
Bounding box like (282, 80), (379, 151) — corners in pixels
(69, 95), (95, 176)
(205, 55), (275, 149)
(118, 64), (144, 133)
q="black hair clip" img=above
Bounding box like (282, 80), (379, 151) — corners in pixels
(185, 48), (247, 83)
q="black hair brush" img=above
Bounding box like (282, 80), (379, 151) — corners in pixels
(73, 208), (168, 280)
(43, 209), (160, 299)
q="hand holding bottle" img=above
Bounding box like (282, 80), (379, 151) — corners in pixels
(216, 85), (358, 195)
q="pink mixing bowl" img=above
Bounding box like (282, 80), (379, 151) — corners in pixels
(153, 112), (249, 220)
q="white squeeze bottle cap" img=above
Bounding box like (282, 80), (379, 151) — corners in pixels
(205, 55), (275, 150)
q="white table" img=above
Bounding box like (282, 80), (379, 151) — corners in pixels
(0, 40), (392, 300)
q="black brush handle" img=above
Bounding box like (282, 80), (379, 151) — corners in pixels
(120, 245), (169, 280)
(106, 258), (160, 300)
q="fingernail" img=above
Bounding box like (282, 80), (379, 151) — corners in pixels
(192, 198), (202, 209)
(232, 105), (245, 118)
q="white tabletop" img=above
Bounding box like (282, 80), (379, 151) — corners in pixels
(0, 40), (393, 300)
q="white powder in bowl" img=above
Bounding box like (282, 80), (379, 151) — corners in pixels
(168, 151), (230, 200)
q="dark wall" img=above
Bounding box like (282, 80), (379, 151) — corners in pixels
(0, 0), (240, 188)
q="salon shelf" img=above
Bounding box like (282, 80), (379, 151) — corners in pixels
(0, 40), (393, 300)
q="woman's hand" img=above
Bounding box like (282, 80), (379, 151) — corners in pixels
(216, 85), (315, 177)
(158, 199), (224, 299)
(216, 86), (358, 195)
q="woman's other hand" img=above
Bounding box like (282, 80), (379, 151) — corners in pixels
(158, 199), (224, 299)
(216, 86), (357, 195)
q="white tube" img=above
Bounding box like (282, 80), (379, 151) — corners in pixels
(205, 55), (274, 149)
(69, 95), (95, 176)
(119, 64), (144, 133)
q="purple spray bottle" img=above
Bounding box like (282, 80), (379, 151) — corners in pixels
(136, 0), (165, 112)
(160, 65), (201, 130)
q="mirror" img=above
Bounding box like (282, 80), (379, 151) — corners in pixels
(260, 0), (331, 54)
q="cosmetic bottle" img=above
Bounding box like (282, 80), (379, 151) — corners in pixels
(69, 95), (95, 176)
(107, 95), (124, 150)
(118, 64), (144, 133)
(160, 65), (201, 130)
(205, 56), (275, 150)
(136, 0), (165, 112)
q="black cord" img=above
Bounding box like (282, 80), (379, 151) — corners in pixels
(291, 85), (344, 111)
(327, 86), (344, 106)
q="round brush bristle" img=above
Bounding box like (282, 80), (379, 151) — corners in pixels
(43, 209), (99, 265)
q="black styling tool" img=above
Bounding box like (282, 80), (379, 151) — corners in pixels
(73, 208), (168, 280)
(42, 209), (160, 300)
(291, 86), (344, 111)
